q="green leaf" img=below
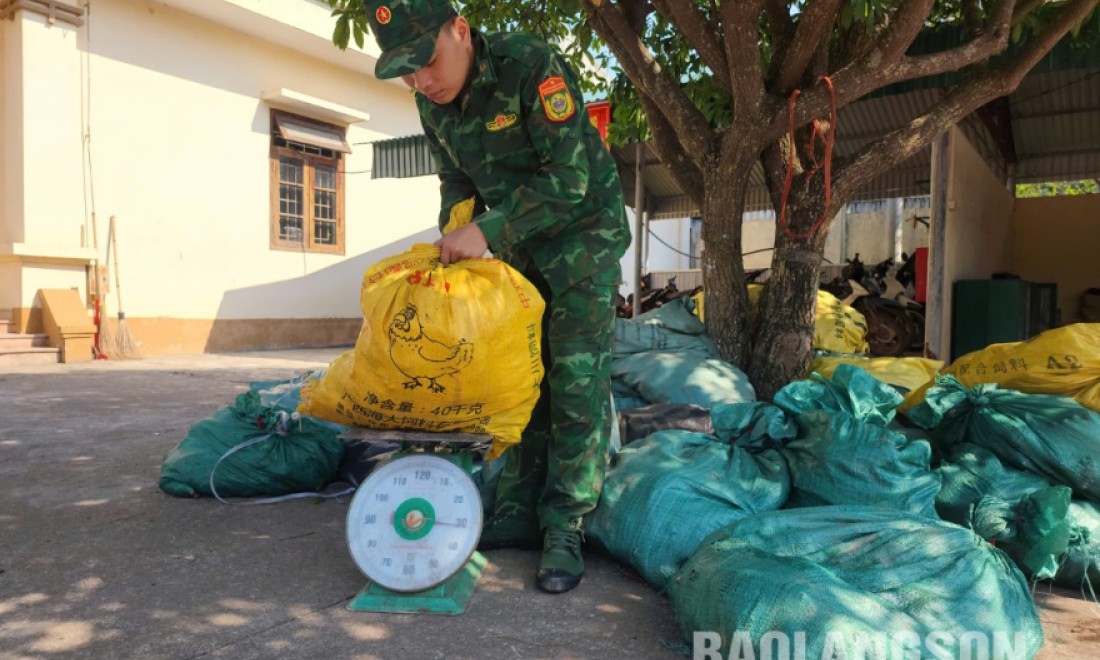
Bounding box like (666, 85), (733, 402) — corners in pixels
(334, 14), (350, 50)
(353, 22), (365, 50)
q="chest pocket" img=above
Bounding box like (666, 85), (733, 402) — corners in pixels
(480, 117), (538, 174)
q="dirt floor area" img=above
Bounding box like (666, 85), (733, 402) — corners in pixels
(0, 349), (1095, 659)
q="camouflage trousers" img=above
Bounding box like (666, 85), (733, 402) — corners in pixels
(492, 264), (618, 531)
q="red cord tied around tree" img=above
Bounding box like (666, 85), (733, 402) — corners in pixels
(778, 76), (837, 240)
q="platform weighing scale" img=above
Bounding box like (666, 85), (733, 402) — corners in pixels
(342, 428), (491, 615)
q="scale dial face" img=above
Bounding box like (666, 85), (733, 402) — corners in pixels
(346, 454), (482, 592)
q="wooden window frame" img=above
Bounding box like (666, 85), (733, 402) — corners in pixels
(269, 111), (346, 255)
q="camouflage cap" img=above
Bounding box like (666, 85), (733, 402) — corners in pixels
(364, 0), (458, 79)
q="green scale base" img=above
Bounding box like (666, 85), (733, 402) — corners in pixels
(346, 551), (487, 615)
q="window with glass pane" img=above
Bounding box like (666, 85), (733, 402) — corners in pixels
(270, 111), (345, 254)
(313, 164), (337, 245)
(279, 156), (305, 242)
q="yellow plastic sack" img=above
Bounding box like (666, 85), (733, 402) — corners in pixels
(811, 289), (870, 355)
(441, 197), (476, 235)
(901, 323), (1100, 414)
(809, 356), (943, 393)
(692, 289), (705, 322)
(692, 286), (868, 354)
(299, 244), (545, 460)
(747, 285), (869, 354)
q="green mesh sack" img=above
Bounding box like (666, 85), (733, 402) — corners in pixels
(612, 297), (715, 356)
(970, 489), (1073, 579)
(773, 366), (940, 516)
(159, 391), (344, 498)
(611, 352), (756, 409)
(773, 364), (903, 427)
(780, 410), (942, 516)
(910, 376), (1100, 502)
(586, 418), (791, 590)
(668, 506), (1043, 659)
(1056, 501), (1100, 590)
(710, 401), (798, 451)
(936, 443), (1073, 578)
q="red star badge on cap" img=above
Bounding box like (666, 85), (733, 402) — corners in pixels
(376, 6), (392, 25)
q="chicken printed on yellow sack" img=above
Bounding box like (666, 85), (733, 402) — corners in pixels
(299, 244), (545, 460)
(388, 303), (474, 393)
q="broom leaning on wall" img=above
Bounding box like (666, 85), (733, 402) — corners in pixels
(103, 215), (142, 359)
(97, 214), (117, 358)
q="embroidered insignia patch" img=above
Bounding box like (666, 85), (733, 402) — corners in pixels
(376, 6), (392, 24)
(538, 76), (575, 122)
(485, 114), (519, 132)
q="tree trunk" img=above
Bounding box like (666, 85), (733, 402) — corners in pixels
(746, 145), (834, 400)
(700, 154), (757, 369)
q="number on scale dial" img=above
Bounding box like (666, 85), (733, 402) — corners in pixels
(346, 454), (482, 592)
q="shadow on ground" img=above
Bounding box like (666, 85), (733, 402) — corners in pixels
(1, 351), (1095, 659)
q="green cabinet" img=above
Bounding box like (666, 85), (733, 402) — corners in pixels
(952, 279), (1058, 361)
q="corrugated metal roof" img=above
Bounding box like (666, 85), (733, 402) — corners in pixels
(370, 59), (1100, 209)
(617, 62), (1100, 216)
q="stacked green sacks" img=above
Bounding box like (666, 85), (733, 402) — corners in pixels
(668, 507), (1043, 659)
(908, 376), (1100, 502)
(1060, 501), (1100, 590)
(611, 298), (756, 410)
(936, 443), (1073, 579)
(911, 377), (1100, 589)
(585, 402), (794, 590)
(773, 365), (942, 516)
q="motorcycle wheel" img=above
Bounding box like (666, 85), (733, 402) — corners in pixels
(863, 305), (913, 357)
(904, 308), (925, 351)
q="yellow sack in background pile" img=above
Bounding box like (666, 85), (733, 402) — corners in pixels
(299, 244), (545, 460)
(811, 289), (870, 355)
(739, 285), (869, 354)
(692, 289), (705, 322)
(901, 323), (1100, 414)
(692, 286), (868, 354)
(809, 355), (943, 393)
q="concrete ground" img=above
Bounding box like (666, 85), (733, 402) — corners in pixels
(0, 349), (1095, 659)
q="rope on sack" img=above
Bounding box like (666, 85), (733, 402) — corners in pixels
(778, 76), (837, 241)
(209, 410), (355, 505)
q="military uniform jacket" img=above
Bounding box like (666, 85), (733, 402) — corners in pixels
(417, 30), (629, 293)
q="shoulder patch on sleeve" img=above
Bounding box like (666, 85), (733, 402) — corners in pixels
(538, 76), (576, 122)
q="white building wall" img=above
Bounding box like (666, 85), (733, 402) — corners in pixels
(80, 0), (438, 321)
(0, 14), (9, 246)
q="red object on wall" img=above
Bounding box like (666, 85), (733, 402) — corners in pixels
(586, 100), (611, 144)
(914, 247), (929, 303)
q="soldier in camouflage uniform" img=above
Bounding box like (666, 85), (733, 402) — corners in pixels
(365, 0), (629, 593)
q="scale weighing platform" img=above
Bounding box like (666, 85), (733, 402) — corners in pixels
(341, 428), (492, 615)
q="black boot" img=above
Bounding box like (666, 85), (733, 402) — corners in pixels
(536, 520), (584, 593)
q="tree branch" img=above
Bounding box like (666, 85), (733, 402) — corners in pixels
(1001, 0), (1099, 87)
(1013, 0), (1048, 25)
(764, 0), (796, 39)
(773, 0), (844, 93)
(833, 0), (1100, 203)
(764, 0), (796, 77)
(876, 0), (936, 66)
(887, 0), (1015, 83)
(758, 0), (1017, 147)
(582, 0), (713, 159)
(650, 0), (731, 92)
(638, 94), (706, 205)
(720, 0), (768, 121)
